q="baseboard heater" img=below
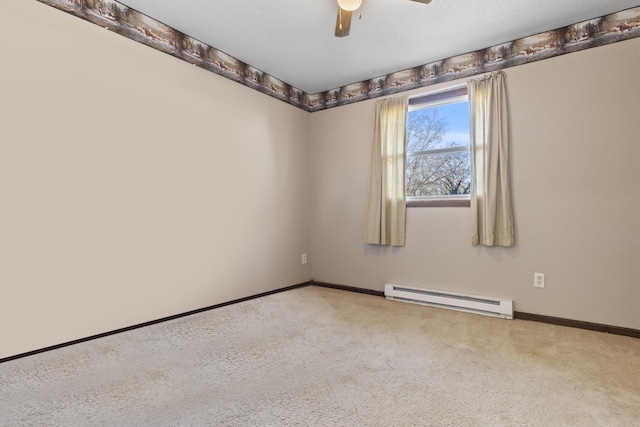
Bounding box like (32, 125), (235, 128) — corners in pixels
(384, 284), (513, 319)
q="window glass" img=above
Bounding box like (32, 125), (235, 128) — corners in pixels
(406, 90), (470, 199)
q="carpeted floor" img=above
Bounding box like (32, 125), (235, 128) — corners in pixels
(1, 285), (639, 426)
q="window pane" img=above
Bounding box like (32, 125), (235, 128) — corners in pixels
(407, 102), (470, 152)
(406, 152), (471, 197)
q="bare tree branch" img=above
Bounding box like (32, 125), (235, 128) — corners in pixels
(406, 108), (471, 197)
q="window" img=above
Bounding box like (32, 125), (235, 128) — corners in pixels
(406, 87), (470, 207)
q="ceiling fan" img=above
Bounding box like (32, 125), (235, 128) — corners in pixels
(335, 0), (432, 37)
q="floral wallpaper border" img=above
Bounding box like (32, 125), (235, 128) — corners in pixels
(38, 1), (640, 112)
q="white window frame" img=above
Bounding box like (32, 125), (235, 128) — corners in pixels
(406, 86), (471, 207)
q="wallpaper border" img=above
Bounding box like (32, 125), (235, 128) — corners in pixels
(36, 1), (640, 112)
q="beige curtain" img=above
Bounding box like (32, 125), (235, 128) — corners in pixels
(364, 97), (407, 247)
(468, 72), (515, 247)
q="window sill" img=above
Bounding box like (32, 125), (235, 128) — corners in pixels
(407, 198), (470, 208)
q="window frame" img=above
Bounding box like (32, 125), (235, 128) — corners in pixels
(406, 86), (471, 208)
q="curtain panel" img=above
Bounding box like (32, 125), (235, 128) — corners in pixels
(364, 97), (408, 247)
(467, 71), (515, 247)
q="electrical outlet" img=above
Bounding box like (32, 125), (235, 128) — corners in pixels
(534, 273), (545, 288)
(301, 254), (308, 265)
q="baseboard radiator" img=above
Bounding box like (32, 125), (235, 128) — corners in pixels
(384, 284), (513, 319)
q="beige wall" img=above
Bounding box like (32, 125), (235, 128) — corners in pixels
(310, 38), (640, 329)
(1, 1), (311, 358)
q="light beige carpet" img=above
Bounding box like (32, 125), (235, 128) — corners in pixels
(1, 285), (639, 426)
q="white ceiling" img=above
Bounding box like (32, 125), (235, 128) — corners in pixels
(116, 0), (640, 94)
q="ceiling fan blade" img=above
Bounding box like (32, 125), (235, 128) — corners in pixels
(334, 6), (353, 37)
(409, 0), (432, 3)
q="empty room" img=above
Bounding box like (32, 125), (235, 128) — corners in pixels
(1, 0), (639, 425)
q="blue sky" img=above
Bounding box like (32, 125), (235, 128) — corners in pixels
(438, 102), (470, 147)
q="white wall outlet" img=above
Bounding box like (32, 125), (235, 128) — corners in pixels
(301, 254), (308, 265)
(534, 273), (545, 288)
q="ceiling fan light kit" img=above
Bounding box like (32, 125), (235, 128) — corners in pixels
(335, 0), (432, 37)
(337, 0), (362, 12)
